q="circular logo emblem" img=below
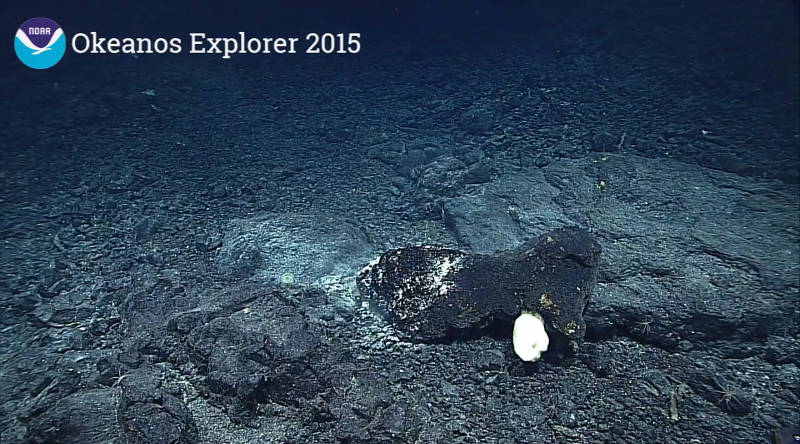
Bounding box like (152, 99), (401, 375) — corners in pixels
(14, 17), (65, 69)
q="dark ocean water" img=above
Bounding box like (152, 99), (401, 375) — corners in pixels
(1, 1), (798, 443)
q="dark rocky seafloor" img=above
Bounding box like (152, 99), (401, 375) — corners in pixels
(1, 2), (798, 443)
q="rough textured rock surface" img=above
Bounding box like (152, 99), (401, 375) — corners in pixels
(24, 388), (120, 444)
(118, 368), (198, 444)
(358, 227), (601, 358)
(180, 287), (332, 407)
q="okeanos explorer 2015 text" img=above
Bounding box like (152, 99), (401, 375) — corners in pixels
(70, 32), (361, 58)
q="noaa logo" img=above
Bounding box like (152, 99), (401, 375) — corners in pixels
(14, 17), (65, 69)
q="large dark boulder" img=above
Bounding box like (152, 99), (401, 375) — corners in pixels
(357, 227), (601, 359)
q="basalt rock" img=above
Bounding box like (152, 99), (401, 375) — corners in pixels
(357, 227), (601, 359)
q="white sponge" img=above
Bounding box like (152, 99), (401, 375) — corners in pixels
(513, 311), (549, 362)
